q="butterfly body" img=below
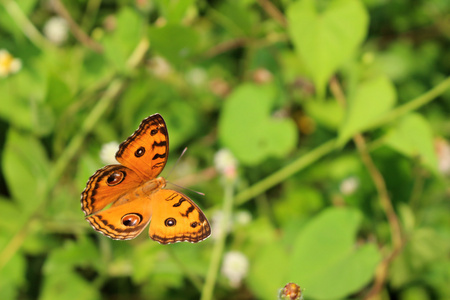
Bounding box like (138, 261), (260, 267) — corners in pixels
(81, 114), (211, 244)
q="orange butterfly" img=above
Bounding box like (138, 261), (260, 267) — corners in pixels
(81, 114), (211, 244)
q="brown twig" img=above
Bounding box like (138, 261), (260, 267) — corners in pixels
(329, 76), (404, 299)
(51, 0), (103, 53)
(256, 0), (287, 28)
(204, 38), (247, 58)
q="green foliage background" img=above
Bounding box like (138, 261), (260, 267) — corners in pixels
(1, 0), (450, 299)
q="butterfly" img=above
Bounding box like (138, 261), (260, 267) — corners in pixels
(81, 114), (211, 244)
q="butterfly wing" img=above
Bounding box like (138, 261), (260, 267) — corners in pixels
(86, 196), (152, 240)
(115, 113), (169, 180)
(81, 165), (154, 240)
(81, 165), (144, 216)
(148, 189), (211, 244)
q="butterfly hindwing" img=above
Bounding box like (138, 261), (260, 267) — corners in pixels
(149, 189), (211, 244)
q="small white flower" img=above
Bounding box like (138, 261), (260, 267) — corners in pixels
(43, 16), (69, 45)
(210, 210), (232, 241)
(148, 56), (172, 78)
(435, 138), (450, 175)
(339, 176), (359, 196)
(100, 141), (119, 165)
(221, 251), (249, 288)
(0, 50), (22, 77)
(234, 210), (252, 226)
(186, 68), (207, 87)
(214, 149), (238, 181)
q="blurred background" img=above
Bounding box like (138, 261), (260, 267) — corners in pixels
(1, 0), (450, 299)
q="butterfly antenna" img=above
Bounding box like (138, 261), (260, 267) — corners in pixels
(165, 147), (205, 196)
(167, 181), (205, 196)
(165, 147), (188, 181)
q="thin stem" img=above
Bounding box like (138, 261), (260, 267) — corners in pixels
(1, 0), (53, 49)
(52, 0), (103, 52)
(201, 181), (234, 300)
(369, 76), (450, 129)
(329, 76), (404, 299)
(81, 0), (102, 30)
(256, 0), (287, 27)
(235, 139), (336, 205)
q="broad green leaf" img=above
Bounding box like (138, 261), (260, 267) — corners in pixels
(218, 84), (297, 165)
(43, 239), (100, 273)
(0, 250), (25, 300)
(304, 99), (344, 130)
(132, 242), (163, 283)
(41, 238), (101, 300)
(0, 199), (24, 239)
(2, 129), (49, 211)
(287, 0), (369, 98)
(290, 207), (381, 299)
(339, 75), (396, 144)
(45, 73), (73, 115)
(149, 24), (199, 67)
(40, 271), (100, 300)
(102, 8), (144, 71)
(384, 113), (438, 174)
(215, 1), (256, 36)
(273, 185), (324, 225)
(156, 0), (196, 23)
(0, 68), (46, 133)
(248, 243), (289, 300)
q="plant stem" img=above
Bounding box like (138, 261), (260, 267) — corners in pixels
(370, 76), (450, 128)
(52, 0), (103, 52)
(235, 139), (336, 205)
(329, 76), (404, 299)
(201, 181), (234, 300)
(1, 0), (53, 49)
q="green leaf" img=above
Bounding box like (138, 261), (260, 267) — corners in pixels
(289, 207), (381, 299)
(215, 1), (256, 37)
(41, 238), (101, 300)
(248, 243), (289, 300)
(384, 113), (438, 174)
(338, 75), (397, 144)
(218, 84), (297, 165)
(2, 129), (49, 211)
(0, 68), (46, 133)
(156, 0), (196, 23)
(273, 185), (324, 225)
(102, 8), (144, 71)
(390, 226), (450, 288)
(304, 99), (344, 130)
(287, 0), (369, 98)
(149, 24), (199, 67)
(40, 271), (100, 300)
(0, 250), (25, 300)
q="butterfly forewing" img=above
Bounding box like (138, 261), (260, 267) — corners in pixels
(115, 114), (169, 180)
(81, 165), (143, 216)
